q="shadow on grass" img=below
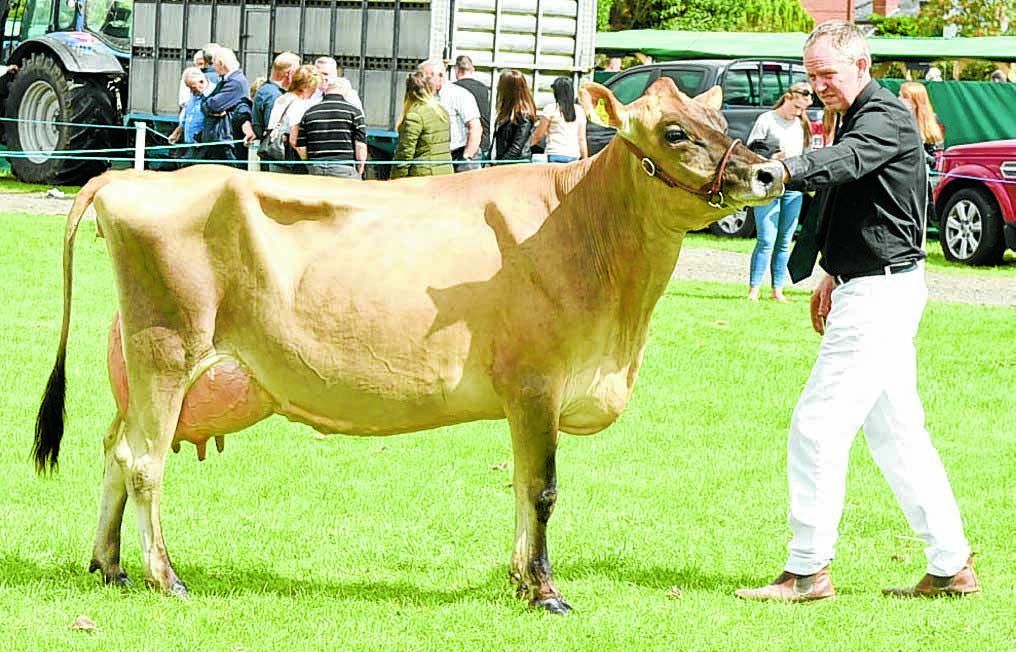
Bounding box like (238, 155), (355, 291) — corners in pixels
(0, 553), (513, 606)
(558, 557), (863, 597)
(176, 562), (510, 605)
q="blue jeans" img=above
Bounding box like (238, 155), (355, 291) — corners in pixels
(548, 154), (578, 163)
(750, 190), (803, 290)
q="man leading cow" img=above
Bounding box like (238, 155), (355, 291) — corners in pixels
(736, 20), (978, 603)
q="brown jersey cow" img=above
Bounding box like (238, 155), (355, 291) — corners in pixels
(34, 80), (783, 612)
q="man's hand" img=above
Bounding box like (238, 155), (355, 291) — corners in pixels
(810, 272), (835, 335)
(241, 121), (256, 146)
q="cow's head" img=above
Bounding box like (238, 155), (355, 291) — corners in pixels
(580, 79), (784, 228)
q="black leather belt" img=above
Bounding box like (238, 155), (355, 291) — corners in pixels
(836, 261), (918, 284)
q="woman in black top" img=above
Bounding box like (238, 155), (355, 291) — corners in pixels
(492, 70), (537, 164)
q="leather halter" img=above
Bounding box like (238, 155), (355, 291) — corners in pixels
(620, 137), (742, 209)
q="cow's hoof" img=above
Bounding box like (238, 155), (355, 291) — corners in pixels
(168, 579), (189, 599)
(90, 560), (131, 587)
(534, 597), (573, 615)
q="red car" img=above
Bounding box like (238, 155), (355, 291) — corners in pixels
(934, 139), (1016, 266)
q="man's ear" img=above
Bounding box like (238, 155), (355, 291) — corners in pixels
(693, 86), (723, 111)
(579, 82), (627, 130)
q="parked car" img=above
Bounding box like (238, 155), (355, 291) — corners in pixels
(589, 59), (824, 237)
(934, 139), (1016, 266)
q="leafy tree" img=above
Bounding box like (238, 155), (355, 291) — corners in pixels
(600, 0), (813, 32)
(918, 0), (1014, 36)
(869, 14), (939, 36)
(739, 0), (814, 32)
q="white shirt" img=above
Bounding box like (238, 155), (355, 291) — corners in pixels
(747, 110), (807, 158)
(438, 82), (480, 150)
(267, 93), (313, 134)
(540, 102), (587, 159)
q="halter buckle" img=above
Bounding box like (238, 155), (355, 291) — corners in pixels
(707, 191), (725, 209)
(640, 157), (656, 177)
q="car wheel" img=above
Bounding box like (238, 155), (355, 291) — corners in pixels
(938, 187), (1005, 266)
(708, 207), (756, 238)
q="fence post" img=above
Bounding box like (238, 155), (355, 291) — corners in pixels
(134, 122), (146, 171)
(248, 141), (260, 172)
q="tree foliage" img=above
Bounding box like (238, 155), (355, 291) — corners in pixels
(599, 0), (814, 32)
(921, 0), (1014, 36)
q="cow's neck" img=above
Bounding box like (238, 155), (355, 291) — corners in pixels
(529, 141), (688, 360)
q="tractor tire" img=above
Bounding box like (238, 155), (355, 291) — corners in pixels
(938, 187), (1005, 266)
(3, 53), (116, 185)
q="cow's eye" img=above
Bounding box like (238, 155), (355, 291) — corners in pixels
(664, 127), (688, 145)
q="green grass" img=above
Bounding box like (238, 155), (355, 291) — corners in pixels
(2, 211), (1015, 651)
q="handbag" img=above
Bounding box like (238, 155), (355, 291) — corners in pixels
(259, 101), (293, 162)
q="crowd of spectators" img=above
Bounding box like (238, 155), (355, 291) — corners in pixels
(167, 49), (589, 178)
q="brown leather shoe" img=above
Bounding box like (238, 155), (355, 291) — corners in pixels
(882, 556), (980, 598)
(735, 567), (835, 602)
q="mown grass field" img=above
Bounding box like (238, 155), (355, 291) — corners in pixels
(1, 209), (1014, 651)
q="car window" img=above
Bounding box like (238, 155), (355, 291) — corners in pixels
(660, 68), (707, 96)
(723, 68), (759, 107)
(760, 64), (787, 106)
(608, 71), (653, 105)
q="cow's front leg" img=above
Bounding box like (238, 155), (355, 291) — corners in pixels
(89, 415), (131, 586)
(503, 381), (571, 614)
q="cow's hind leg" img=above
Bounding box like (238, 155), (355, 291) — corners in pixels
(503, 383), (571, 614)
(89, 415), (131, 585)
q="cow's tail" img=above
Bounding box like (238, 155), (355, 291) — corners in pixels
(34, 174), (113, 475)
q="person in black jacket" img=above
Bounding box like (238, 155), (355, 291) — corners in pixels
(492, 70), (536, 165)
(735, 20), (977, 604)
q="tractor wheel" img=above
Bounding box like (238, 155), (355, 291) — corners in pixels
(3, 53), (116, 185)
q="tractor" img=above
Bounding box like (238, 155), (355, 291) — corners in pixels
(1, 0), (128, 184)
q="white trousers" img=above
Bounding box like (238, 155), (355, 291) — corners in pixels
(785, 266), (970, 577)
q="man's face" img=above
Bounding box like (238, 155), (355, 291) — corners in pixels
(193, 52), (204, 68)
(280, 66), (296, 90)
(213, 58), (227, 77)
(316, 63), (336, 91)
(422, 64), (444, 91)
(185, 77), (206, 96)
(804, 37), (868, 113)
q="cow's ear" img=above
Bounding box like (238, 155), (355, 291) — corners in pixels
(579, 82), (626, 129)
(693, 86), (723, 111)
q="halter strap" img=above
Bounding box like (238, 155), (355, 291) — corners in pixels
(620, 137), (742, 209)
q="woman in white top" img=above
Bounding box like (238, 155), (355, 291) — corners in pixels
(263, 64), (319, 174)
(530, 77), (587, 163)
(745, 82), (813, 302)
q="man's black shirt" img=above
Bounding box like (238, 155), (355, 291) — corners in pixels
(784, 81), (926, 277)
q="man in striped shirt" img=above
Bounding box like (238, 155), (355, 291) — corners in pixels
(294, 77), (367, 179)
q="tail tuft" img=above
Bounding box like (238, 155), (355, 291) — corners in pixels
(33, 351), (66, 475)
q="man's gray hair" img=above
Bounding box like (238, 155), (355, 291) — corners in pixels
(315, 56), (338, 73)
(418, 58), (444, 74)
(182, 66), (205, 83)
(213, 46), (240, 71)
(804, 20), (870, 65)
(328, 76), (352, 95)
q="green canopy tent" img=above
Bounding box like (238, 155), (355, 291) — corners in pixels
(595, 30), (1016, 62)
(594, 30), (1016, 146)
